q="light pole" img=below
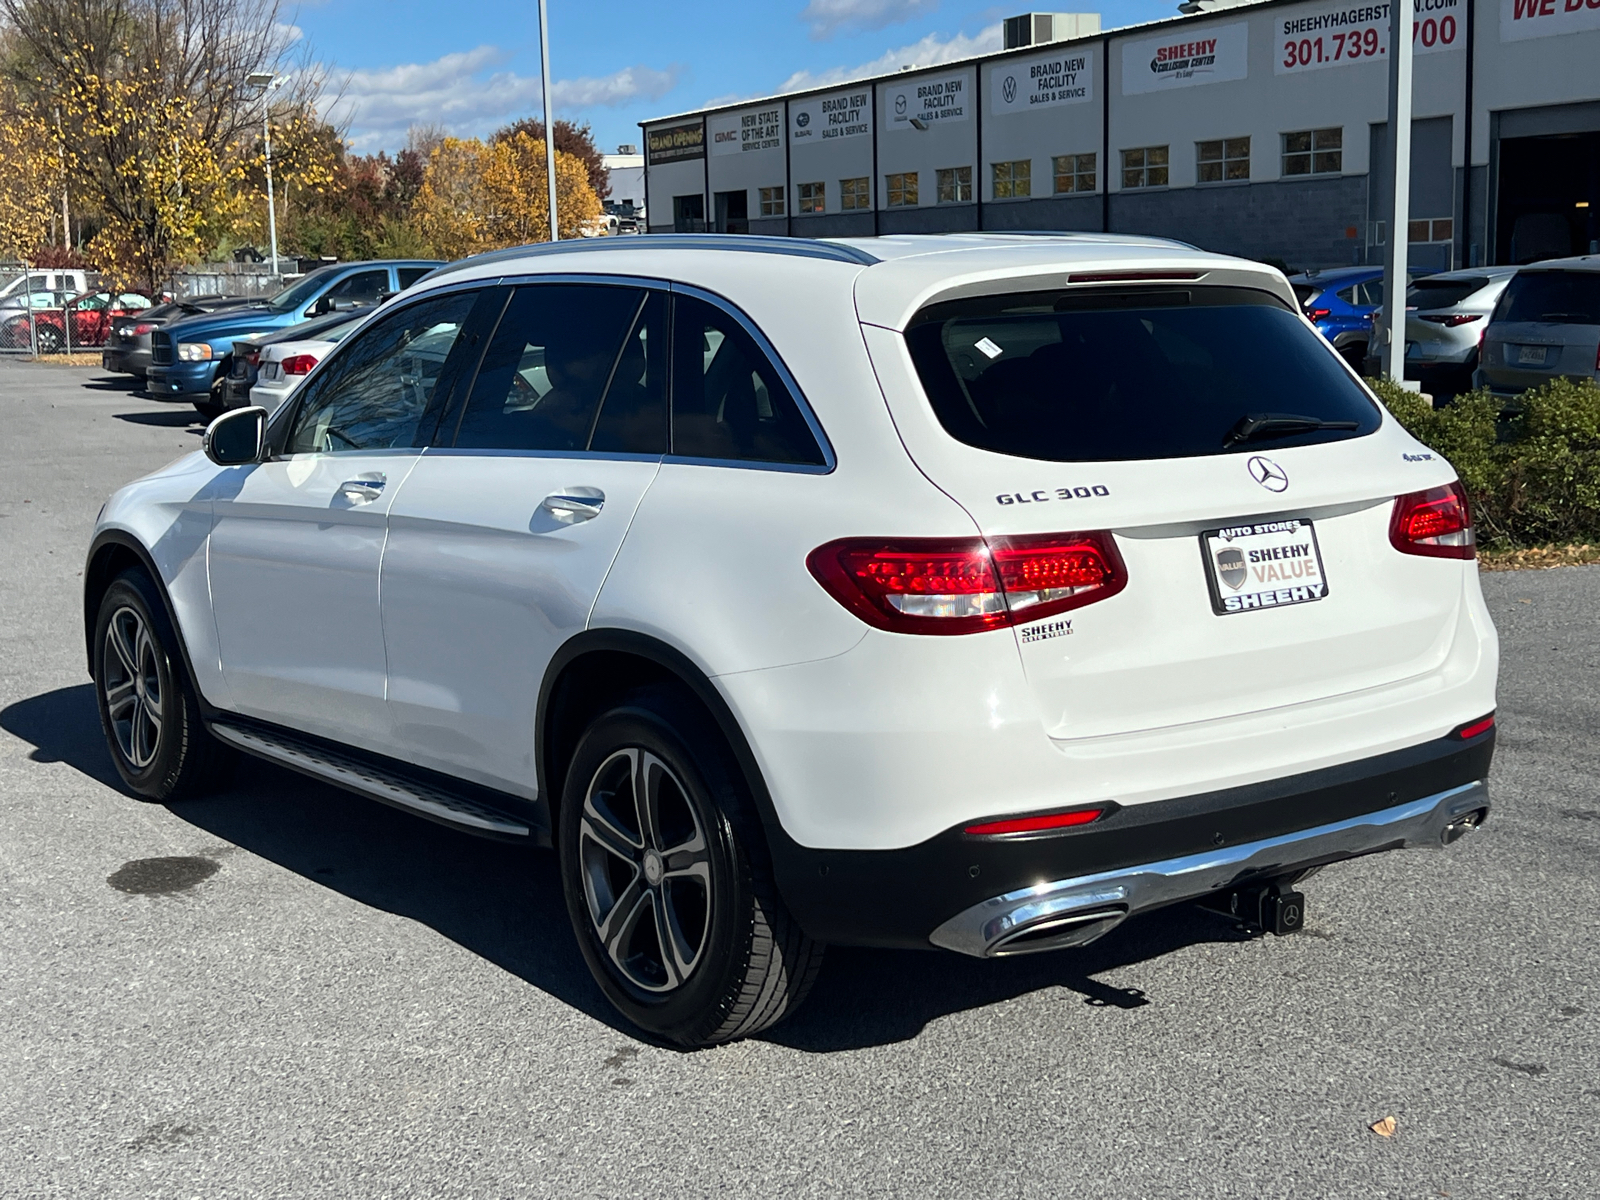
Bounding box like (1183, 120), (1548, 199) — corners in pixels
(538, 0), (559, 241)
(247, 72), (284, 275)
(1381, 0), (1414, 384)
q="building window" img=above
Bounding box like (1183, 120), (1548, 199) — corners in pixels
(1197, 138), (1250, 184)
(937, 166), (972, 203)
(1282, 128), (1342, 176)
(992, 159), (1032, 199)
(1052, 153), (1096, 194)
(886, 172), (918, 207)
(1121, 146), (1168, 189)
(758, 187), (785, 217)
(798, 181), (825, 214)
(840, 176), (871, 210)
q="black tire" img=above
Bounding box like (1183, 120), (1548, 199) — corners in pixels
(1339, 341), (1367, 372)
(193, 375), (227, 421)
(92, 569), (233, 802)
(557, 687), (823, 1047)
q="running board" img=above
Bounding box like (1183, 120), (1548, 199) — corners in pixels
(211, 722), (532, 840)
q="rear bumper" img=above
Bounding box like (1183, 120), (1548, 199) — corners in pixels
(769, 728), (1494, 950)
(102, 346), (150, 374)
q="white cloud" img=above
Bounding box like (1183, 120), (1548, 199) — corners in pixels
(800, 0), (939, 39)
(777, 22), (1003, 92)
(274, 21), (304, 44)
(322, 48), (682, 152)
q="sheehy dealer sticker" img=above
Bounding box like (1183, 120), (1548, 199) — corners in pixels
(1203, 519), (1328, 614)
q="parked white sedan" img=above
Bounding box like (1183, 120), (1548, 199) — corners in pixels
(249, 311), (370, 412)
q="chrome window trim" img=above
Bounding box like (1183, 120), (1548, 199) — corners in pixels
(421, 446), (665, 466)
(667, 281), (837, 475)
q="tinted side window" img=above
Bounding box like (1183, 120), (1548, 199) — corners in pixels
(669, 295), (825, 466)
(450, 284), (644, 452)
(325, 269), (391, 305)
(285, 290), (477, 454)
(397, 267), (433, 290)
(590, 290), (668, 454)
(1496, 271), (1600, 326)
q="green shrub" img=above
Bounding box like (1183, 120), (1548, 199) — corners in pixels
(1370, 375), (1600, 547)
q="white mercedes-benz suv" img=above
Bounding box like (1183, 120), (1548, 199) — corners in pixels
(85, 234), (1498, 1046)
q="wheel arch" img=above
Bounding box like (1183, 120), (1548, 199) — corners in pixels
(536, 630), (789, 860)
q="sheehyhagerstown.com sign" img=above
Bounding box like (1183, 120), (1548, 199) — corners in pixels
(790, 90), (871, 142)
(1121, 22), (1249, 93)
(884, 73), (970, 130)
(1275, 0), (1463, 73)
(1502, 0), (1600, 41)
(991, 48), (1095, 113)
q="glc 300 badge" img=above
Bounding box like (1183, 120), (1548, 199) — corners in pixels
(1247, 455), (1289, 493)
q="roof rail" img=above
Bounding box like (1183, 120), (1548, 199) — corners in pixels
(423, 234), (880, 281)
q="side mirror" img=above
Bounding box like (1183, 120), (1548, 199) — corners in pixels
(202, 406), (267, 466)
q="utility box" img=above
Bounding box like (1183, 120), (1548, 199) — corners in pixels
(1002, 12), (1101, 48)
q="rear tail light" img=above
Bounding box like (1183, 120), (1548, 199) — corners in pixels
(280, 354), (318, 375)
(964, 806), (1107, 836)
(1389, 481), (1475, 559)
(243, 348), (261, 367)
(1450, 713), (1495, 740)
(1419, 313), (1482, 327)
(1306, 307), (1331, 321)
(131, 322), (155, 335)
(806, 532), (1127, 635)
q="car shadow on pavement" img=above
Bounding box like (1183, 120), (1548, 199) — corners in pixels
(112, 410), (204, 430)
(2, 683), (1256, 1052)
(80, 374), (143, 391)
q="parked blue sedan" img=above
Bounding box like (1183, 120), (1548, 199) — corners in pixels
(146, 260), (440, 418)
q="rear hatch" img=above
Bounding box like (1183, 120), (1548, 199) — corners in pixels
(1481, 268), (1600, 392)
(858, 260), (1470, 742)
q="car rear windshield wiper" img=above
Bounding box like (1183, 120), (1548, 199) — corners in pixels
(1224, 413), (1360, 448)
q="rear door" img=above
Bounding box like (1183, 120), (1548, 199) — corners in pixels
(379, 281), (668, 794)
(864, 282), (1465, 742)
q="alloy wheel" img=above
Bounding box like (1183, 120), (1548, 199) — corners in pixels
(103, 605), (164, 770)
(578, 748), (713, 993)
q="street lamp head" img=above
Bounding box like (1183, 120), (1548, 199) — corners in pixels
(246, 71), (278, 89)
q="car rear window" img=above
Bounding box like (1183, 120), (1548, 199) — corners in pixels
(1407, 277), (1490, 310)
(1291, 283), (1319, 307)
(905, 286), (1381, 463)
(1493, 271), (1600, 326)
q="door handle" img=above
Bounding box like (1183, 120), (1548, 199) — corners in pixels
(338, 474), (386, 503)
(542, 489), (605, 523)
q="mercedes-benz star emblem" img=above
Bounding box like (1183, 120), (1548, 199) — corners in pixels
(1246, 455), (1289, 493)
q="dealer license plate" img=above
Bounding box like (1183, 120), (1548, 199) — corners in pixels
(1515, 344), (1549, 365)
(1202, 519), (1328, 615)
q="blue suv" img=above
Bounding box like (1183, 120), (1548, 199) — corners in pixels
(147, 260), (440, 416)
(1287, 266), (1404, 373)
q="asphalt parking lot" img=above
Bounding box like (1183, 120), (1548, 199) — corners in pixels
(1, 357), (1596, 1199)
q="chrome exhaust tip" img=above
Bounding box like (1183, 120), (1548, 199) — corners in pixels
(987, 907), (1127, 957)
(1441, 808), (1487, 846)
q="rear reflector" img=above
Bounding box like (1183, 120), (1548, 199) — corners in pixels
(280, 354), (318, 375)
(1451, 713), (1495, 740)
(807, 532), (1127, 635)
(965, 807), (1106, 836)
(1389, 481), (1475, 560)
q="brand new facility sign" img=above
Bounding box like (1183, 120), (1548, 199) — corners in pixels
(884, 73), (970, 130)
(1121, 22), (1249, 93)
(992, 48), (1095, 113)
(791, 90), (871, 142)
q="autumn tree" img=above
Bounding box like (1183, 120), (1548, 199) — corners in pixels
(494, 117), (610, 202)
(415, 133), (600, 258)
(0, 76), (56, 258)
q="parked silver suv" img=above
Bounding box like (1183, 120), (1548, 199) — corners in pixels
(1474, 257), (1600, 399)
(1369, 268), (1516, 402)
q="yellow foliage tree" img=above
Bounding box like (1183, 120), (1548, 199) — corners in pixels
(0, 80), (57, 259)
(414, 132), (600, 259)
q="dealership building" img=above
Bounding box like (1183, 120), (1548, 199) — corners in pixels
(641, 0), (1600, 269)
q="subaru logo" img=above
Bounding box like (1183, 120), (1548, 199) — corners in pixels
(1002, 75), (1018, 104)
(1247, 455), (1289, 493)
(796, 111), (810, 128)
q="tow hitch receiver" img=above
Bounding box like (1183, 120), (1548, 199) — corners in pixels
(1200, 883), (1306, 935)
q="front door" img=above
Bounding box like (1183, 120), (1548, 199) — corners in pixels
(207, 288), (481, 750)
(381, 282), (669, 795)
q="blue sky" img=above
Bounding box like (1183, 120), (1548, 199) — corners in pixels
(294, 0), (1177, 155)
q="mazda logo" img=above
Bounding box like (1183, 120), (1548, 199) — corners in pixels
(895, 94), (908, 116)
(1247, 455), (1289, 492)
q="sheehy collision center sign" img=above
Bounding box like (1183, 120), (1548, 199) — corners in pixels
(991, 48), (1095, 113)
(1275, 0), (1463, 73)
(1502, 0), (1600, 41)
(883, 73), (970, 130)
(1121, 22), (1249, 93)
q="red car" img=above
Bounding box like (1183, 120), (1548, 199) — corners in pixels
(0, 291), (154, 352)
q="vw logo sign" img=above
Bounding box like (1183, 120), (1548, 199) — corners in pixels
(1002, 75), (1018, 104)
(1247, 455), (1289, 492)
